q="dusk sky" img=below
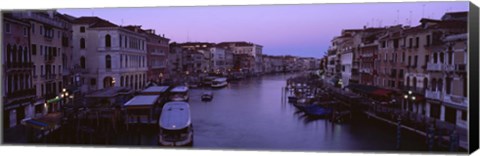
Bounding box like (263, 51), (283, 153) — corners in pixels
(58, 2), (468, 58)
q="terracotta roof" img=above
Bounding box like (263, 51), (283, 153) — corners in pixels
(73, 16), (118, 28)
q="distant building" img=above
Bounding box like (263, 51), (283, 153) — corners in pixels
(218, 42), (263, 74)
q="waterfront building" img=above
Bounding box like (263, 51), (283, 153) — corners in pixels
(375, 25), (406, 92)
(2, 14), (35, 128)
(168, 43), (185, 79)
(403, 12), (467, 121)
(218, 41), (263, 75)
(233, 54), (255, 74)
(123, 26), (170, 84)
(11, 11), (72, 119)
(71, 17), (148, 93)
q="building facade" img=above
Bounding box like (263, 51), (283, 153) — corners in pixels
(2, 14), (35, 128)
(72, 17), (148, 93)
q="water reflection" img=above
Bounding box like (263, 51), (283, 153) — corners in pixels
(188, 73), (430, 151)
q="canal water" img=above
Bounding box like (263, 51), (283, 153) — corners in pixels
(31, 73), (436, 152)
(188, 73), (430, 152)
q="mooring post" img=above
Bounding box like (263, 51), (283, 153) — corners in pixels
(449, 127), (459, 152)
(428, 123), (435, 151)
(396, 115), (402, 150)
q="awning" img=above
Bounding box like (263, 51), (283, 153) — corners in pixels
(370, 88), (394, 97)
(23, 119), (50, 130)
(47, 97), (62, 104)
(347, 84), (395, 98)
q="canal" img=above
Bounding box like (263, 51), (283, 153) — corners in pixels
(188, 73), (430, 152)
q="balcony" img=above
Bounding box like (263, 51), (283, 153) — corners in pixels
(443, 94), (468, 108)
(45, 74), (57, 80)
(426, 63), (442, 71)
(455, 64), (466, 72)
(151, 64), (166, 69)
(444, 64), (455, 71)
(425, 90), (441, 100)
(5, 89), (36, 102)
(44, 55), (55, 64)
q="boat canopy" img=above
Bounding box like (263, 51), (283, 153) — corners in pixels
(142, 86), (169, 94)
(159, 102), (191, 130)
(124, 95), (159, 107)
(170, 86), (189, 93)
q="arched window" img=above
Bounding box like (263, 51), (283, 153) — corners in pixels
(18, 46), (23, 63)
(24, 47), (28, 63)
(80, 56), (86, 69)
(12, 45), (17, 64)
(423, 78), (428, 90)
(437, 79), (443, 92)
(105, 34), (111, 47)
(80, 38), (85, 49)
(6, 44), (11, 65)
(103, 76), (114, 88)
(412, 77), (417, 89)
(105, 55), (111, 69)
(446, 77), (452, 94)
(406, 76), (410, 87)
(431, 78), (437, 91)
(125, 75), (129, 88)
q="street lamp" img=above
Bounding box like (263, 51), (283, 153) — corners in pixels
(60, 88), (69, 116)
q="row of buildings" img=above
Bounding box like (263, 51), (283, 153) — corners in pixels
(321, 11), (468, 129)
(2, 10), (322, 129)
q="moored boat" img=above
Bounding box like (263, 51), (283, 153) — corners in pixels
(211, 77), (228, 88)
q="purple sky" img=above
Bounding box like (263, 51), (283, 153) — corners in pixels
(59, 2), (468, 58)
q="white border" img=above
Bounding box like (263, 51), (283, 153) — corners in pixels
(1, 0), (479, 156)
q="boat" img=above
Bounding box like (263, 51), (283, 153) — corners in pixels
(303, 104), (333, 118)
(202, 76), (217, 87)
(201, 91), (213, 101)
(169, 86), (189, 102)
(158, 101), (193, 146)
(211, 77), (228, 88)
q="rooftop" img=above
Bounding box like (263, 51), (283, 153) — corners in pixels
(142, 86), (170, 93)
(124, 95), (159, 107)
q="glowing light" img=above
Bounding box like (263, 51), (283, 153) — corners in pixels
(404, 95), (408, 99)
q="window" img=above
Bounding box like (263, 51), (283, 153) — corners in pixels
(5, 23), (10, 33)
(40, 26), (43, 35)
(23, 27), (28, 36)
(408, 56), (411, 66)
(461, 110), (467, 121)
(415, 37), (419, 48)
(90, 78), (96, 85)
(426, 35), (431, 46)
(32, 44), (37, 55)
(80, 56), (86, 69)
(31, 23), (35, 34)
(446, 77), (452, 94)
(414, 55), (418, 67)
(406, 76), (410, 87)
(105, 55), (111, 69)
(41, 65), (44, 76)
(409, 38), (413, 48)
(80, 26), (85, 33)
(33, 65), (36, 76)
(80, 38), (86, 49)
(393, 39), (399, 49)
(105, 34), (111, 47)
(440, 52), (444, 63)
(433, 53), (438, 63)
(425, 55), (429, 66)
(119, 35), (122, 47)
